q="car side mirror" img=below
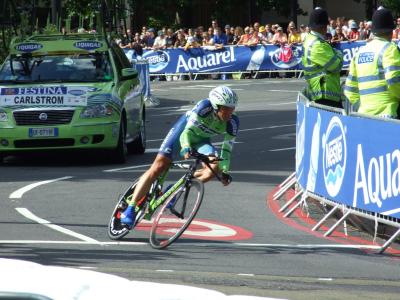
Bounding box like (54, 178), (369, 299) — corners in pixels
(121, 68), (138, 80)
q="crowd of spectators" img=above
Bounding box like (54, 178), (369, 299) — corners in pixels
(115, 16), (400, 55)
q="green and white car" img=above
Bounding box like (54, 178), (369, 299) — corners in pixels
(0, 33), (146, 163)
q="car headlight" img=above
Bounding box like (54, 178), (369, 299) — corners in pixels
(80, 104), (113, 118)
(0, 110), (8, 122)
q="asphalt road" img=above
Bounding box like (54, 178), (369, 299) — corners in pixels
(0, 78), (399, 300)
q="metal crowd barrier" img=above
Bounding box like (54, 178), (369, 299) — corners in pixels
(273, 92), (400, 254)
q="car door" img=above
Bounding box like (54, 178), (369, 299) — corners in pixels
(110, 45), (143, 143)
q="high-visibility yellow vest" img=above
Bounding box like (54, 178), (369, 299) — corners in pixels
(302, 32), (343, 102)
(344, 37), (400, 118)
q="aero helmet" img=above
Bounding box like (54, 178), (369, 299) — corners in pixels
(209, 86), (238, 109)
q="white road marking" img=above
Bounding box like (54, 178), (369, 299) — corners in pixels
(268, 101), (296, 106)
(233, 243), (382, 249)
(156, 270), (174, 272)
(237, 274), (255, 276)
(15, 208), (99, 243)
(269, 147), (296, 152)
(240, 124), (295, 132)
(0, 240), (383, 250)
(103, 163), (152, 172)
(268, 90), (298, 93)
(318, 278), (334, 281)
(9, 176), (73, 199)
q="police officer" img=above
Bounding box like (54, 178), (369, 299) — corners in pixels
(344, 7), (400, 118)
(302, 7), (343, 108)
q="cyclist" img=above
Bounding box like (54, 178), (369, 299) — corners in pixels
(120, 85), (240, 226)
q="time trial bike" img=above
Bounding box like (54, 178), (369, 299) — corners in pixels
(107, 151), (228, 249)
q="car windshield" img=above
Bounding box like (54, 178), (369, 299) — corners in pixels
(0, 52), (114, 83)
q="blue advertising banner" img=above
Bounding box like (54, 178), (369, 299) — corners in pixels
(296, 99), (400, 218)
(125, 45), (303, 74)
(124, 41), (372, 74)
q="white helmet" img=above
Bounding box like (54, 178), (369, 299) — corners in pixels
(209, 86), (238, 110)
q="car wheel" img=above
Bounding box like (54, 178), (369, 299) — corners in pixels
(128, 113), (146, 154)
(112, 121), (128, 164)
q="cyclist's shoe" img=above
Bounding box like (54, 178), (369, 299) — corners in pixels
(163, 184), (176, 208)
(166, 194), (177, 209)
(120, 205), (136, 226)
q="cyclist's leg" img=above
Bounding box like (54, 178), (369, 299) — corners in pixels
(193, 143), (219, 183)
(128, 114), (187, 206)
(128, 154), (172, 205)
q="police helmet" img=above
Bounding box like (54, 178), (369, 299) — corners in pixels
(309, 7), (329, 29)
(372, 6), (395, 34)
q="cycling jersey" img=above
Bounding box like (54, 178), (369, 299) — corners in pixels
(158, 99), (239, 173)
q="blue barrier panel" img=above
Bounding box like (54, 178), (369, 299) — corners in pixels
(123, 42), (373, 74)
(296, 98), (400, 218)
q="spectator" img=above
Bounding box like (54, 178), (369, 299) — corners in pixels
(230, 26), (235, 38)
(207, 27), (214, 39)
(361, 21), (373, 40)
(187, 28), (195, 39)
(358, 21), (366, 38)
(232, 26), (243, 45)
(253, 22), (262, 37)
(246, 26), (260, 46)
(202, 32), (211, 46)
(165, 28), (175, 48)
(348, 21), (360, 42)
(258, 26), (269, 45)
(299, 24), (308, 42)
(143, 28), (156, 49)
(327, 18), (336, 36)
(302, 7), (343, 108)
(209, 27), (227, 49)
(140, 26), (147, 39)
(174, 31), (187, 48)
(237, 26), (251, 45)
(331, 26), (347, 43)
(265, 24), (274, 42)
(288, 24), (301, 45)
(271, 26), (287, 46)
(184, 36), (201, 51)
(224, 24), (234, 44)
(211, 20), (218, 30)
(393, 18), (400, 40)
(153, 30), (167, 50)
(194, 27), (203, 44)
(345, 7), (400, 118)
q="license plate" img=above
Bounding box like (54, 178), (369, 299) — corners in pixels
(29, 128), (59, 138)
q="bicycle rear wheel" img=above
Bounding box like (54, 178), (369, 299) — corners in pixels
(107, 180), (147, 240)
(149, 179), (204, 249)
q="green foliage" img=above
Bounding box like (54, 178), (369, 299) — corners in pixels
(380, 0), (400, 16)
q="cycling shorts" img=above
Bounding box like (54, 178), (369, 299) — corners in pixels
(158, 114), (217, 160)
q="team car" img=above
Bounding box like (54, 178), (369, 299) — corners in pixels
(0, 33), (146, 163)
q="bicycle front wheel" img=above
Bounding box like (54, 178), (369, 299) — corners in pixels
(149, 179), (204, 249)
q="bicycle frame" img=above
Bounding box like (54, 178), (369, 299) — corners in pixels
(145, 159), (203, 219)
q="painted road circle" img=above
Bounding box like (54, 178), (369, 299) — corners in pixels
(136, 218), (253, 241)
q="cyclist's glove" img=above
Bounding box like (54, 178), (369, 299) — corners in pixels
(221, 172), (232, 184)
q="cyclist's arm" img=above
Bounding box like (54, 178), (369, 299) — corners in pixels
(179, 99), (213, 155)
(219, 114), (239, 174)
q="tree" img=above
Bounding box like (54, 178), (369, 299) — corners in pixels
(380, 0), (400, 16)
